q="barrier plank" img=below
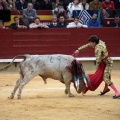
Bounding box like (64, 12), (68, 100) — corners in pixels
(0, 28), (120, 59)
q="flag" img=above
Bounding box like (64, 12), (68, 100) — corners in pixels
(78, 10), (92, 25)
(73, 10), (101, 25)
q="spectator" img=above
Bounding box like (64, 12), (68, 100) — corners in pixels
(52, 0), (71, 10)
(0, 0), (6, 9)
(67, 0), (81, 18)
(23, 3), (37, 23)
(79, 0), (89, 10)
(40, 0), (52, 10)
(52, 3), (66, 18)
(30, 0), (40, 10)
(58, 15), (68, 28)
(29, 17), (49, 28)
(49, 15), (59, 28)
(15, 0), (28, 10)
(102, 0), (115, 18)
(67, 16), (88, 28)
(9, 16), (27, 29)
(52, 0), (62, 10)
(0, 20), (5, 29)
(102, 0), (115, 10)
(109, 15), (120, 27)
(89, 0), (102, 10)
(87, 13), (101, 27)
(5, 0), (16, 10)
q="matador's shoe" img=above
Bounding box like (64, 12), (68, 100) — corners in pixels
(100, 88), (110, 96)
(113, 94), (120, 99)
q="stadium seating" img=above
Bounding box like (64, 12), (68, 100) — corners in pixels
(4, 10), (115, 27)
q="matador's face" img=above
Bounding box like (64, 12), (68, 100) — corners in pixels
(89, 42), (96, 48)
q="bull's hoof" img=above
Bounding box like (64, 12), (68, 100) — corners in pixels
(69, 94), (75, 97)
(10, 95), (14, 99)
(17, 95), (21, 99)
(65, 89), (68, 95)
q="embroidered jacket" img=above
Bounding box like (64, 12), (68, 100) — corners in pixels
(78, 40), (108, 64)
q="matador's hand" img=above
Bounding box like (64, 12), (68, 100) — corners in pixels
(73, 50), (79, 57)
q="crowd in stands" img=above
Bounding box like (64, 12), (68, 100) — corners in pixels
(0, 0), (120, 10)
(0, 0), (120, 29)
(0, 0), (119, 11)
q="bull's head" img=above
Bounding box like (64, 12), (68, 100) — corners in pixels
(66, 59), (89, 94)
(71, 60), (89, 94)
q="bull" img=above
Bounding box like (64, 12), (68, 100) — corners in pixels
(0, 54), (86, 99)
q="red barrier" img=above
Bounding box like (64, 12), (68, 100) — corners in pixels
(0, 28), (120, 59)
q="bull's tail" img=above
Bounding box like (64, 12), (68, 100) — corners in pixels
(0, 55), (28, 71)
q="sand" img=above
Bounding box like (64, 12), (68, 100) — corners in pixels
(0, 70), (120, 120)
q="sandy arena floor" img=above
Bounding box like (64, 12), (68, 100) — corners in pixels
(0, 70), (120, 120)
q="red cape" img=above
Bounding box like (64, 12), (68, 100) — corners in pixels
(82, 62), (106, 94)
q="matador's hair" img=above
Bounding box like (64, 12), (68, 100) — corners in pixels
(88, 35), (99, 44)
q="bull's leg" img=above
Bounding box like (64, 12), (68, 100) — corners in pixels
(10, 78), (22, 99)
(64, 82), (74, 97)
(65, 89), (68, 94)
(17, 75), (34, 99)
(62, 70), (74, 97)
(10, 69), (24, 99)
(63, 73), (74, 97)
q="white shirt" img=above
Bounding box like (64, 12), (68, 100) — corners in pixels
(67, 2), (82, 18)
(67, 22), (88, 28)
(79, 3), (89, 10)
(29, 23), (49, 28)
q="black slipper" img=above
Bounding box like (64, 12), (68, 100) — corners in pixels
(100, 88), (110, 96)
(113, 94), (120, 99)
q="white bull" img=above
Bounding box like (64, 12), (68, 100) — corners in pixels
(0, 54), (85, 99)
